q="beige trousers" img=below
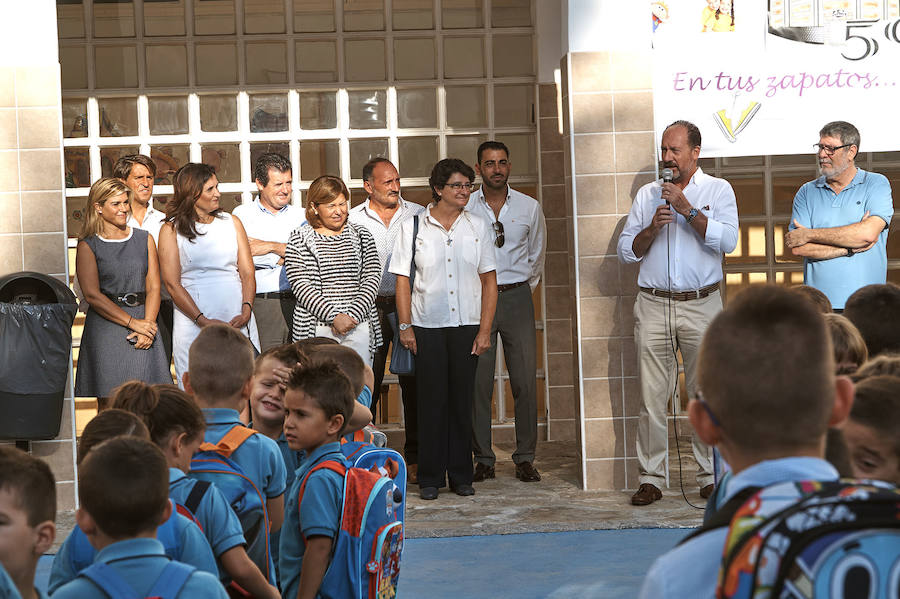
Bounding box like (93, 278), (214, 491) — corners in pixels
(634, 289), (721, 488)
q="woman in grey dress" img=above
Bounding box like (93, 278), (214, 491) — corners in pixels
(74, 178), (172, 404)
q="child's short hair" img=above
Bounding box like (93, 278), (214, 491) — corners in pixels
(255, 343), (307, 373)
(844, 283), (900, 357)
(286, 361), (354, 435)
(77, 408), (150, 465)
(824, 313), (868, 375)
(852, 353), (900, 381)
(78, 437), (169, 539)
(698, 285), (834, 453)
(789, 285), (832, 314)
(188, 324), (255, 400)
(0, 446), (56, 526)
(113, 382), (205, 446)
(848, 375), (900, 461)
(294, 337), (338, 353)
(306, 344), (365, 395)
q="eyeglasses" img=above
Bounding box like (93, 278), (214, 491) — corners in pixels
(492, 221), (505, 248)
(445, 182), (476, 192)
(696, 392), (721, 428)
(813, 143), (852, 156)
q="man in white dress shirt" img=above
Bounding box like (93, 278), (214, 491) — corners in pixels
(115, 154), (172, 362)
(616, 121), (739, 505)
(349, 157), (425, 482)
(467, 141), (546, 483)
(232, 153), (305, 351)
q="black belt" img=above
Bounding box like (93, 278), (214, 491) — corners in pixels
(639, 282), (720, 301)
(105, 292), (146, 307)
(255, 291), (293, 300)
(498, 281), (528, 293)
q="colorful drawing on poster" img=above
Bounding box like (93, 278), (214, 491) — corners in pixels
(713, 94), (761, 142)
(652, 1), (670, 32)
(702, 0), (720, 31)
(710, 0), (735, 32)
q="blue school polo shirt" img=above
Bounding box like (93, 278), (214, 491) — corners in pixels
(279, 441), (345, 599)
(0, 563), (21, 599)
(169, 468), (245, 577)
(50, 538), (228, 599)
(47, 503), (217, 594)
(790, 168), (893, 309)
(201, 409), (287, 500)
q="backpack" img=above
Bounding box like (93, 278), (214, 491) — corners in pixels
(340, 443), (407, 521)
(173, 480), (211, 532)
(189, 426), (271, 582)
(297, 457), (405, 599)
(686, 479), (900, 599)
(78, 560), (195, 599)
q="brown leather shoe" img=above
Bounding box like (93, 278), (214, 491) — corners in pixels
(473, 462), (495, 482)
(515, 461), (541, 482)
(700, 484), (715, 499)
(631, 483), (662, 506)
(407, 464), (418, 485)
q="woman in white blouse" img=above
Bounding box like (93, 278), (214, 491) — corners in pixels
(391, 158), (498, 501)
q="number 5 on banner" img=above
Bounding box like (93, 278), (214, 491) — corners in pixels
(843, 21), (879, 61)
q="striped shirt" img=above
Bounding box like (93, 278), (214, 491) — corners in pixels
(284, 222), (383, 354)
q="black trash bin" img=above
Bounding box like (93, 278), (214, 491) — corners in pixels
(0, 271), (78, 440)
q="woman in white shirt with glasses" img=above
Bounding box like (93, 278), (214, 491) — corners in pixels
(390, 158), (498, 501)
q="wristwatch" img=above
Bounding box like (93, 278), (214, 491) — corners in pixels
(686, 207), (699, 224)
(846, 247), (853, 257)
(399, 323), (412, 331)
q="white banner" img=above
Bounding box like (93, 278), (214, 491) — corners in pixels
(651, 0), (900, 156)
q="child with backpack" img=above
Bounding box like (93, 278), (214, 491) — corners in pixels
(51, 436), (228, 598)
(183, 324), (287, 586)
(0, 446), (56, 599)
(112, 381), (281, 598)
(639, 286), (858, 599)
(49, 409), (218, 594)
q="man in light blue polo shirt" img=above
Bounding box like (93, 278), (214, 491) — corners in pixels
(786, 121), (893, 310)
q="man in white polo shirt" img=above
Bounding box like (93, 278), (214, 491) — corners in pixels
(232, 153), (305, 351)
(467, 141), (546, 483)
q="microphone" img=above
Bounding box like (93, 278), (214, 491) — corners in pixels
(661, 168), (673, 205)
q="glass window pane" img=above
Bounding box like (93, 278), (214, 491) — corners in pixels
(492, 0), (531, 27)
(62, 99), (88, 139)
(344, 0), (384, 31)
(94, 46), (138, 89)
(348, 90), (387, 129)
(60, 46), (88, 90)
(726, 220), (768, 265)
(772, 173), (816, 216)
(293, 0), (334, 32)
(299, 140), (340, 181)
(200, 95), (237, 132)
(873, 151), (900, 162)
(771, 153), (816, 166)
(64, 148), (91, 188)
(503, 133), (536, 176)
(774, 219), (802, 263)
(219, 193), (243, 213)
(146, 45), (188, 87)
(887, 218), (900, 260)
(446, 134), (487, 162)
(249, 94), (288, 133)
(492, 34), (534, 77)
(250, 142), (290, 174)
(57, 0), (85, 38)
(148, 96), (189, 135)
(442, 0), (483, 28)
(245, 0), (285, 33)
(397, 88), (436, 128)
(345, 39), (386, 82)
(443, 37), (484, 78)
(246, 41), (287, 84)
(401, 186), (432, 207)
(196, 43), (238, 85)
(394, 38), (436, 80)
(94, 0), (135, 37)
(194, 0), (235, 35)
(150, 145), (190, 184)
(67, 196), (87, 236)
(299, 92), (337, 130)
(724, 271), (770, 298)
(398, 137), (438, 178)
(493, 84), (534, 127)
(725, 174), (764, 217)
(295, 40), (337, 83)
(145, 0), (186, 36)
(722, 155), (764, 167)
(393, 0), (433, 29)
(98, 98), (138, 137)
(445, 86), (486, 128)
(201, 144), (241, 182)
(350, 139), (389, 180)
(100, 146), (140, 177)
